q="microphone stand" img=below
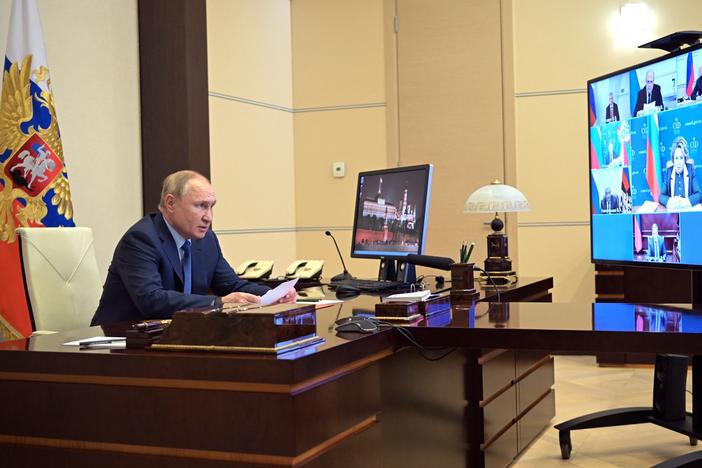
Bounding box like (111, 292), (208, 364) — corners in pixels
(325, 230), (354, 282)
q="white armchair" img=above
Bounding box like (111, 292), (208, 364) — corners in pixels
(17, 227), (102, 333)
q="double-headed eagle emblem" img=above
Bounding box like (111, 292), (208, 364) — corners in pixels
(0, 54), (73, 242)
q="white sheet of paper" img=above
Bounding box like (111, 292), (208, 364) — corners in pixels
(296, 299), (343, 306)
(63, 336), (126, 346)
(637, 200), (659, 214)
(383, 290), (432, 302)
(260, 278), (299, 306)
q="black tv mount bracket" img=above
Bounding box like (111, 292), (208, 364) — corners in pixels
(639, 31), (702, 52)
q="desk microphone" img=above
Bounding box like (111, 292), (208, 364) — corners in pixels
(325, 230), (353, 282)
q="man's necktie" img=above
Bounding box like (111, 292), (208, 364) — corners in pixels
(647, 92), (651, 104)
(182, 239), (192, 294)
(654, 238), (659, 260)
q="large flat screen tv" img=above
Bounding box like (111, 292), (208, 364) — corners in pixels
(589, 43), (702, 268)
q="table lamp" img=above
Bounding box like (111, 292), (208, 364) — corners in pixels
(463, 180), (529, 285)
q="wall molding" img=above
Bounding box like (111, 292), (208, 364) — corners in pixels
(215, 226), (353, 236)
(518, 221), (589, 228)
(515, 88), (585, 98)
(214, 222), (589, 235)
(208, 90), (385, 113)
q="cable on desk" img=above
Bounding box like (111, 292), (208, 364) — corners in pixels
(473, 266), (501, 303)
(374, 319), (457, 362)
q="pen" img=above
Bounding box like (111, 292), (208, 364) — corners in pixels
(78, 338), (125, 347)
(466, 242), (475, 262)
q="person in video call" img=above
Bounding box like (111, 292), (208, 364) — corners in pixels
(647, 223), (666, 262)
(604, 139), (618, 166)
(600, 187), (620, 213)
(91, 170), (297, 326)
(605, 92), (620, 122)
(692, 66), (702, 100)
(659, 136), (702, 210)
(634, 70), (664, 116)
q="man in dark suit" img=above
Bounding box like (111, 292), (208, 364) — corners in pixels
(647, 223), (666, 262)
(605, 92), (620, 122)
(91, 170), (296, 326)
(659, 136), (702, 210)
(600, 187), (620, 213)
(634, 70), (664, 116)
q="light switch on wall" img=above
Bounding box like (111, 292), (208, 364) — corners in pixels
(332, 162), (345, 178)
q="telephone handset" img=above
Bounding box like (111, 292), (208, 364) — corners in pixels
(285, 260), (324, 280)
(235, 260), (275, 279)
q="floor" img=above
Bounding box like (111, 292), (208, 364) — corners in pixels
(512, 355), (699, 467)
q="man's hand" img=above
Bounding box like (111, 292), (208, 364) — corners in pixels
(277, 289), (297, 304)
(221, 292), (262, 304)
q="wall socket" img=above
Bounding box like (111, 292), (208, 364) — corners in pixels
(332, 162), (345, 178)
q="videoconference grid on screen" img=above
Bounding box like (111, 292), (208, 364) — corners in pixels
(351, 165), (433, 259)
(590, 43), (702, 267)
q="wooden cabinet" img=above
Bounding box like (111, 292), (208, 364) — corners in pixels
(381, 347), (554, 468)
(595, 263), (698, 364)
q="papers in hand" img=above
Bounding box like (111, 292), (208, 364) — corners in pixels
(260, 278), (298, 306)
(383, 290), (432, 302)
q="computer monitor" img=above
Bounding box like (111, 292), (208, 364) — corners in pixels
(350, 164), (433, 280)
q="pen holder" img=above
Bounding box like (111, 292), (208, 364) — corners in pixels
(450, 262), (475, 292)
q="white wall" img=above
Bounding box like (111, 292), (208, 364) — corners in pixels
(207, 0), (297, 275)
(0, 0), (142, 279)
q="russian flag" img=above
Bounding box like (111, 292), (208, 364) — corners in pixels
(588, 84), (597, 127)
(645, 114), (662, 203)
(621, 168), (630, 193)
(687, 53), (695, 98)
(0, 0), (76, 339)
(629, 70), (640, 117)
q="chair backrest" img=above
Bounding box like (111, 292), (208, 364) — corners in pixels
(17, 227), (102, 333)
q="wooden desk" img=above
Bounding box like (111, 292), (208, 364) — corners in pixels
(0, 280), (559, 468)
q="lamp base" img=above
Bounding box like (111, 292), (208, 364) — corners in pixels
(478, 270), (517, 286)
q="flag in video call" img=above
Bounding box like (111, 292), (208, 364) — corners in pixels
(0, 0), (75, 339)
(634, 214), (643, 253)
(591, 175), (601, 215)
(588, 83), (597, 126)
(590, 126), (602, 169)
(645, 114), (662, 203)
(687, 52), (695, 98)
(629, 70), (640, 117)
(620, 137), (629, 166)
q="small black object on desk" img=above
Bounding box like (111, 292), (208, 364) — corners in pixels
(334, 316), (378, 333)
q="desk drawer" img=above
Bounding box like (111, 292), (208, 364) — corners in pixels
(483, 422), (517, 468)
(517, 355), (554, 414)
(482, 385), (516, 443)
(481, 349), (515, 399)
(518, 388), (555, 452)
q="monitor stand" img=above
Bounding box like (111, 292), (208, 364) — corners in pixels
(377, 257), (416, 283)
(693, 270), (702, 305)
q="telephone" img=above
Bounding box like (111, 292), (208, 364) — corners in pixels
(285, 260), (324, 280)
(235, 260), (275, 279)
